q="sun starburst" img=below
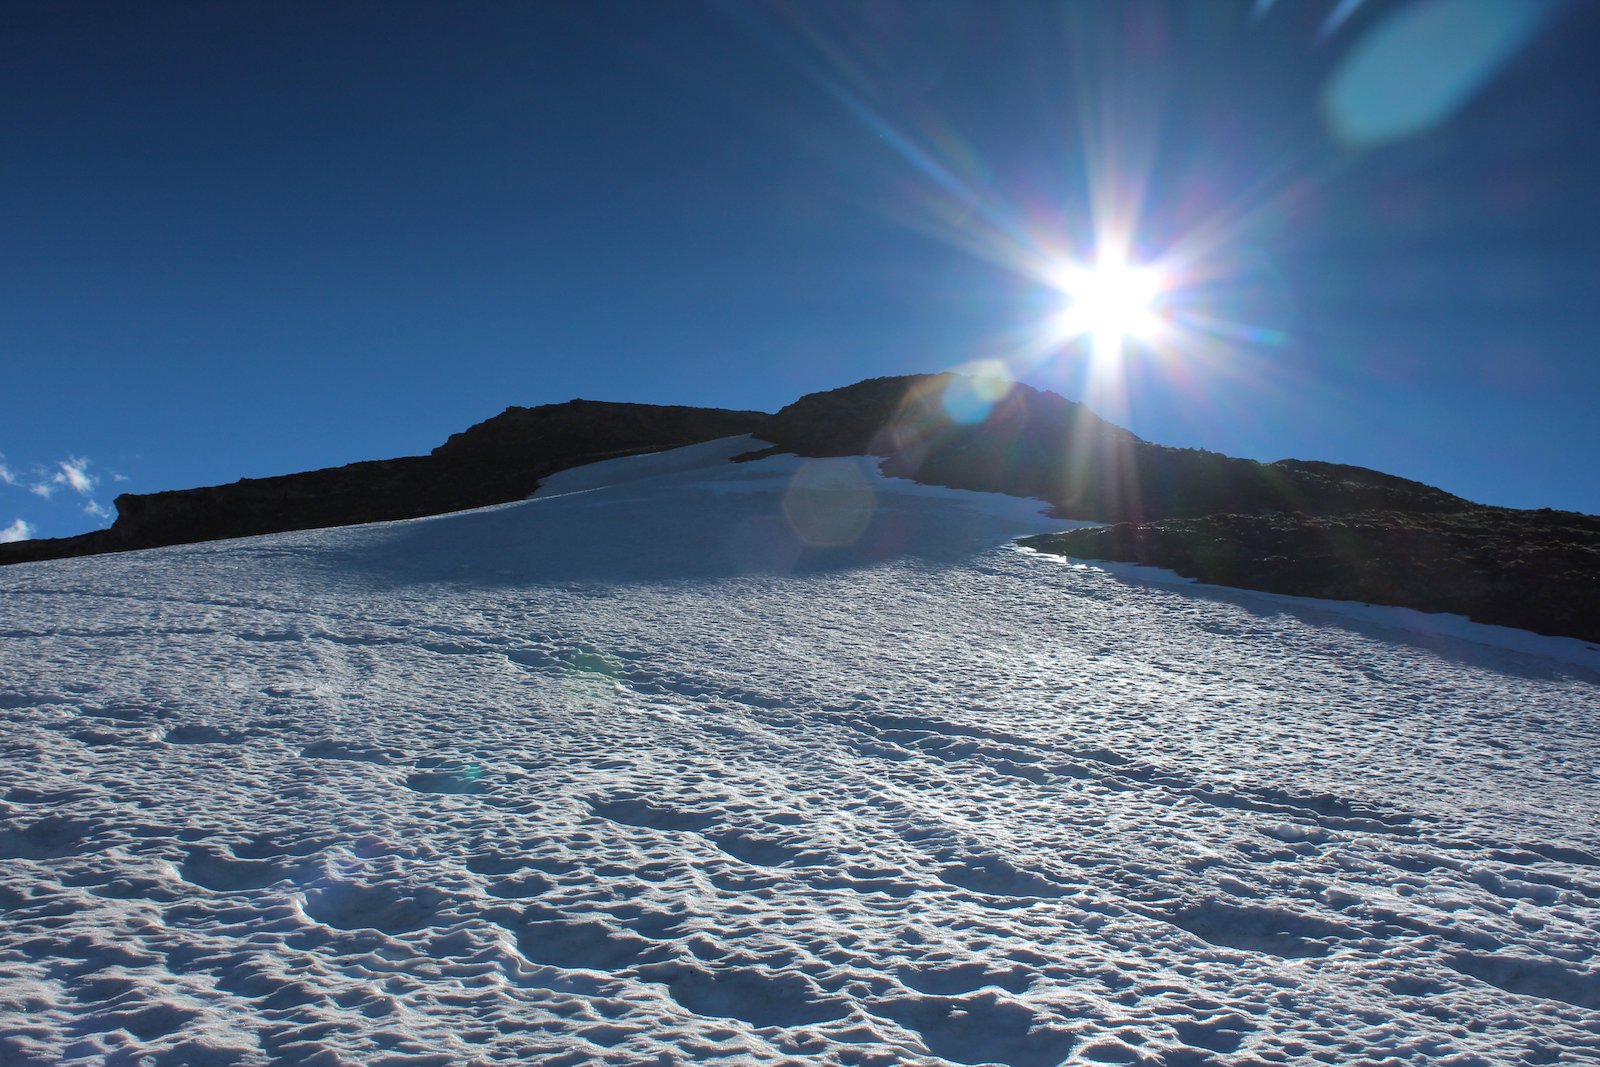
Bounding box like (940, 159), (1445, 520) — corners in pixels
(1048, 251), (1168, 365)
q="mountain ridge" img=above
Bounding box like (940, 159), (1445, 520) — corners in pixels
(3, 372), (1594, 643)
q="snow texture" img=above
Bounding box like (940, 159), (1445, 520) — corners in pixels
(0, 436), (1597, 1066)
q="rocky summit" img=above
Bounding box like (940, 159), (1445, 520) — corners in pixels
(750, 373), (1469, 521)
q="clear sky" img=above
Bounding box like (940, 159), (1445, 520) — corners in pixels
(3, 0), (1597, 541)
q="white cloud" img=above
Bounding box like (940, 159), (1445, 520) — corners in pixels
(54, 457), (96, 496)
(1, 518), (32, 543)
(4, 454), (106, 506)
(84, 500), (113, 520)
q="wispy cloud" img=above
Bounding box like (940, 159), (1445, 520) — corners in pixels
(54, 457), (96, 496)
(19, 456), (99, 500)
(2, 454), (117, 532)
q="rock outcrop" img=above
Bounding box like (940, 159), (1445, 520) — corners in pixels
(749, 374), (1468, 521)
(0, 400), (769, 565)
(1019, 509), (1600, 644)
(750, 374), (1596, 642)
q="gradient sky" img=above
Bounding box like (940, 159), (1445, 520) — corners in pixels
(3, 0), (1597, 541)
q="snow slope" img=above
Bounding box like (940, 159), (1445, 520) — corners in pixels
(1, 437), (1597, 1066)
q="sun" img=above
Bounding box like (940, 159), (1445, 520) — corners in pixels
(1048, 252), (1166, 362)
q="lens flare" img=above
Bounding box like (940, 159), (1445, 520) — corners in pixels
(781, 459), (877, 547)
(940, 361), (1016, 424)
(1048, 252), (1167, 364)
(727, 3), (1343, 430)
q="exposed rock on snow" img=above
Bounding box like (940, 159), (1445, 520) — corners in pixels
(0, 400), (768, 565)
(1022, 508), (1600, 644)
(749, 374), (1469, 521)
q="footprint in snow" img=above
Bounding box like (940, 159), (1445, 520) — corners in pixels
(180, 847), (296, 892)
(607, 905), (688, 939)
(642, 962), (849, 1029)
(1170, 1013), (1252, 1054)
(4, 786), (95, 806)
(237, 629), (303, 643)
(232, 831), (326, 859)
(301, 881), (450, 934)
(710, 831), (822, 868)
(1192, 781), (1419, 835)
(0, 691), (61, 710)
(898, 961), (1033, 995)
(496, 908), (658, 972)
(82, 703), (162, 722)
(405, 757), (492, 795)
(467, 852), (581, 878)
(80, 1001), (203, 1042)
(69, 727), (135, 747)
(937, 855), (1069, 900)
(76, 871), (182, 902)
(1445, 951), (1600, 1010)
(0, 815), (100, 861)
(592, 797), (822, 868)
(299, 738), (398, 765)
(1516, 841), (1600, 868)
(161, 723), (248, 745)
(1162, 899), (1363, 959)
(807, 865), (921, 898)
(465, 853), (531, 876)
(589, 797), (716, 832)
(874, 991), (1076, 1067)
(484, 872), (551, 899)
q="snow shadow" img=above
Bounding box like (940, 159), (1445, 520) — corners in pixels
(1062, 558), (1600, 683)
(328, 440), (1070, 589)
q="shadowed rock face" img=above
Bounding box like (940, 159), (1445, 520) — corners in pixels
(1020, 510), (1600, 644)
(750, 374), (1467, 521)
(0, 400), (770, 565)
(755, 375), (1594, 642)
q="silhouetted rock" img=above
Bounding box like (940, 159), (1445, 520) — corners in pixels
(0, 400), (768, 565)
(431, 399), (766, 466)
(1020, 509), (1600, 644)
(751, 374), (1466, 521)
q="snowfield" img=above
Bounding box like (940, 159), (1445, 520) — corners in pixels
(1, 437), (1597, 1066)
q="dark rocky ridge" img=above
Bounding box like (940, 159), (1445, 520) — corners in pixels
(1019, 510), (1600, 645)
(751, 374), (1468, 521)
(754, 375), (1598, 642)
(0, 400), (768, 565)
(2, 372), (1593, 645)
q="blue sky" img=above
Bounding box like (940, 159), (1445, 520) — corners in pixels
(3, 0), (1597, 541)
